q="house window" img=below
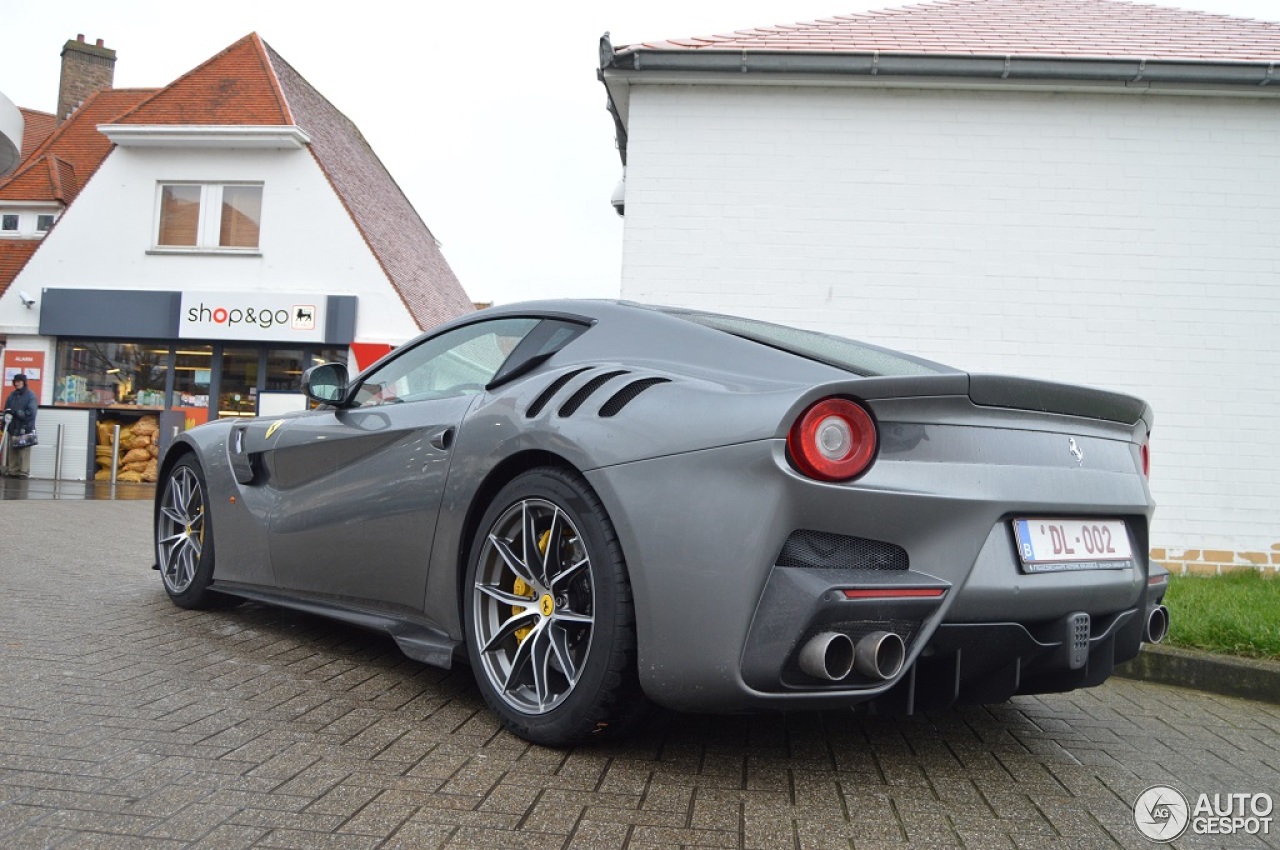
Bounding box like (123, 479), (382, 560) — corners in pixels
(219, 186), (262, 248)
(36, 214), (55, 232)
(1, 214), (16, 232)
(156, 183), (263, 250)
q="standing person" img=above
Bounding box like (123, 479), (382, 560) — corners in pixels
(3, 373), (38, 479)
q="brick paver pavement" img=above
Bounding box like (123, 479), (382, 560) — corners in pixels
(1, 501), (1276, 849)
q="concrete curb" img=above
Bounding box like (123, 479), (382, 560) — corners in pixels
(1115, 643), (1280, 705)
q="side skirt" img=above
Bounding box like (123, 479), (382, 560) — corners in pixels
(212, 581), (461, 669)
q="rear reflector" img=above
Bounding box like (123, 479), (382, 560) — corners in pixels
(842, 588), (945, 600)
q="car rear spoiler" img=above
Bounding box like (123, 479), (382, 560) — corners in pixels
(968, 374), (1151, 428)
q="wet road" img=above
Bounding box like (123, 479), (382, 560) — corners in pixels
(0, 500), (1276, 849)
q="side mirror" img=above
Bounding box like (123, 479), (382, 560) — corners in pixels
(302, 363), (349, 405)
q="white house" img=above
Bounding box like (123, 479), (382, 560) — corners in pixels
(0, 34), (472, 479)
(599, 0), (1280, 575)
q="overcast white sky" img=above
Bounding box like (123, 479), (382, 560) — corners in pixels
(3, 0), (1277, 306)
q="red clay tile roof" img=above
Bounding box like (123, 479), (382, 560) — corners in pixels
(0, 88), (154, 204)
(627, 0), (1280, 61)
(3, 32), (470, 327)
(0, 89), (154, 299)
(19, 109), (56, 158)
(264, 43), (473, 330)
(114, 34), (292, 126)
(0, 239), (40, 296)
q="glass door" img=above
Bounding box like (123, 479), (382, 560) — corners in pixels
(218, 347), (260, 418)
(265, 348), (305, 393)
(172, 345), (213, 428)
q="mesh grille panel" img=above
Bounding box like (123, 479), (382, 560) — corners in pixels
(807, 619), (919, 646)
(777, 530), (908, 571)
(599, 377), (671, 417)
(526, 367), (591, 418)
(558, 370), (629, 417)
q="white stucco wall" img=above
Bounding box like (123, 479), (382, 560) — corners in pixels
(619, 82), (1280, 565)
(0, 144), (419, 345)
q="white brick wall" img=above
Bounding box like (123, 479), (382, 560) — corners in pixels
(620, 83), (1280, 559)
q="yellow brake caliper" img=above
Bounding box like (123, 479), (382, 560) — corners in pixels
(512, 530), (552, 643)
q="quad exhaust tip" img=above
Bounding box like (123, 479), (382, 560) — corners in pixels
(799, 631), (855, 681)
(855, 630), (905, 680)
(1145, 605), (1170, 644)
(799, 630), (905, 681)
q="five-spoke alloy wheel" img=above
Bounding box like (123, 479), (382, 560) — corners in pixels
(465, 468), (649, 746)
(156, 456), (236, 609)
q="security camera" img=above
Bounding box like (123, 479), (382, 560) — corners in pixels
(610, 177), (625, 217)
(17, 290), (35, 308)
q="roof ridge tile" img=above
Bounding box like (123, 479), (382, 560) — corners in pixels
(113, 33), (292, 127)
(623, 0), (1280, 60)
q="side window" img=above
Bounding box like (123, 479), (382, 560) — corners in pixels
(351, 318), (540, 408)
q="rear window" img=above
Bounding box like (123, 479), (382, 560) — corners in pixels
(659, 308), (954, 378)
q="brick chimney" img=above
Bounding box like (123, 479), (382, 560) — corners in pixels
(57, 34), (116, 124)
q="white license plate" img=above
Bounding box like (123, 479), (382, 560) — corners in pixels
(1012, 518), (1134, 572)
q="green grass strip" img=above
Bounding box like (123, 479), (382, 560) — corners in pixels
(1163, 570), (1280, 660)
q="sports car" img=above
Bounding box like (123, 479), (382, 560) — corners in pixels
(154, 300), (1166, 746)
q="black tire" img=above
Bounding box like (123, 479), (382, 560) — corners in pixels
(155, 456), (240, 610)
(464, 467), (651, 746)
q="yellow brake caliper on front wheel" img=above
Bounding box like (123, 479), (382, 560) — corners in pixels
(512, 530), (552, 643)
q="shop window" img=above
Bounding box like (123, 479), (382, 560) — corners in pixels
(311, 348), (348, 369)
(55, 340), (170, 408)
(219, 347), (260, 417)
(173, 346), (213, 428)
(156, 183), (263, 251)
(266, 349), (305, 393)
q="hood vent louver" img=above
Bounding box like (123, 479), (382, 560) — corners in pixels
(559, 370), (630, 418)
(527, 367), (592, 418)
(599, 377), (671, 418)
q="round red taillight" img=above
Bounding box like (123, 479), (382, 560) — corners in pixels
(787, 398), (877, 481)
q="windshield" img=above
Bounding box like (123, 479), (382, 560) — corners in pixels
(657, 307), (955, 378)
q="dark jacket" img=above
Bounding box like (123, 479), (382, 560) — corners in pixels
(3, 385), (37, 435)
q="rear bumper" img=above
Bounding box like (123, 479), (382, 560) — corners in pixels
(587, 436), (1156, 713)
(736, 561), (1149, 714)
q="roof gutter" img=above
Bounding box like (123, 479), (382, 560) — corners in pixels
(598, 32), (1279, 166)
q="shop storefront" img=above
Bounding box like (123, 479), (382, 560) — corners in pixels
(2, 33), (475, 484)
(33, 288), (356, 480)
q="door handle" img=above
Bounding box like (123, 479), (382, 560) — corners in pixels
(428, 427), (455, 450)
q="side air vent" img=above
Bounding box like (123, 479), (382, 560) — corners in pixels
(777, 530), (908, 571)
(599, 377), (671, 418)
(558, 370), (629, 418)
(527, 367), (592, 418)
